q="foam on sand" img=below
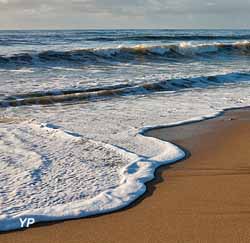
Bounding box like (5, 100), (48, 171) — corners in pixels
(0, 120), (184, 231)
(0, 81), (250, 232)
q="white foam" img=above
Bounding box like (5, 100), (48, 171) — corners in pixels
(0, 120), (184, 231)
(178, 42), (219, 55)
(0, 83), (250, 231)
(0, 68), (34, 73)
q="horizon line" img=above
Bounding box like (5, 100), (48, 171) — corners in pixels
(1, 27), (250, 31)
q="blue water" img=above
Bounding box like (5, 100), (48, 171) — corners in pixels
(0, 29), (250, 105)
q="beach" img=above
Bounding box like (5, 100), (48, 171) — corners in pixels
(0, 107), (249, 243)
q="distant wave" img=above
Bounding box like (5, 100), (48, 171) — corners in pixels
(1, 34), (249, 46)
(87, 35), (250, 42)
(1, 72), (250, 107)
(0, 41), (250, 67)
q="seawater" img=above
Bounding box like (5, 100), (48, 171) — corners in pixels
(0, 30), (250, 231)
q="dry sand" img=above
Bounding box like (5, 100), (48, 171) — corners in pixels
(0, 107), (249, 243)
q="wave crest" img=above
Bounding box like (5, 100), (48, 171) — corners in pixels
(1, 72), (250, 107)
(87, 34), (250, 42)
(0, 41), (250, 67)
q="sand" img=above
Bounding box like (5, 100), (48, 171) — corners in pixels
(0, 107), (249, 243)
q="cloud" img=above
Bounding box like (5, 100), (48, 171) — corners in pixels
(0, 0), (250, 29)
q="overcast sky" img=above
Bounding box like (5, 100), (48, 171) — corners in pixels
(0, 0), (250, 29)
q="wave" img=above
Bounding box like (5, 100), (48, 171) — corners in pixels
(88, 35), (250, 42)
(0, 41), (250, 67)
(1, 72), (250, 107)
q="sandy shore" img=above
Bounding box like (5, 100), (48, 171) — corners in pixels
(0, 107), (250, 243)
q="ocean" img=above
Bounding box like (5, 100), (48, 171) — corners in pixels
(0, 29), (250, 231)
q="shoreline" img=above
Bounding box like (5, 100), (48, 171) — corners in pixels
(0, 106), (250, 242)
(0, 106), (246, 232)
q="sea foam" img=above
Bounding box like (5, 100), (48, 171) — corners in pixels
(0, 82), (250, 231)
(0, 120), (184, 231)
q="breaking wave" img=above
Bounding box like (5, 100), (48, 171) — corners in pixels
(0, 41), (250, 67)
(1, 72), (250, 107)
(87, 34), (250, 42)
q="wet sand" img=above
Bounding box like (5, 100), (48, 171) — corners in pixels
(0, 107), (250, 243)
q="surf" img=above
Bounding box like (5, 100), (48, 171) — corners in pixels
(1, 72), (250, 107)
(0, 41), (250, 68)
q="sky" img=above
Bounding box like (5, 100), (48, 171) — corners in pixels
(0, 0), (250, 29)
